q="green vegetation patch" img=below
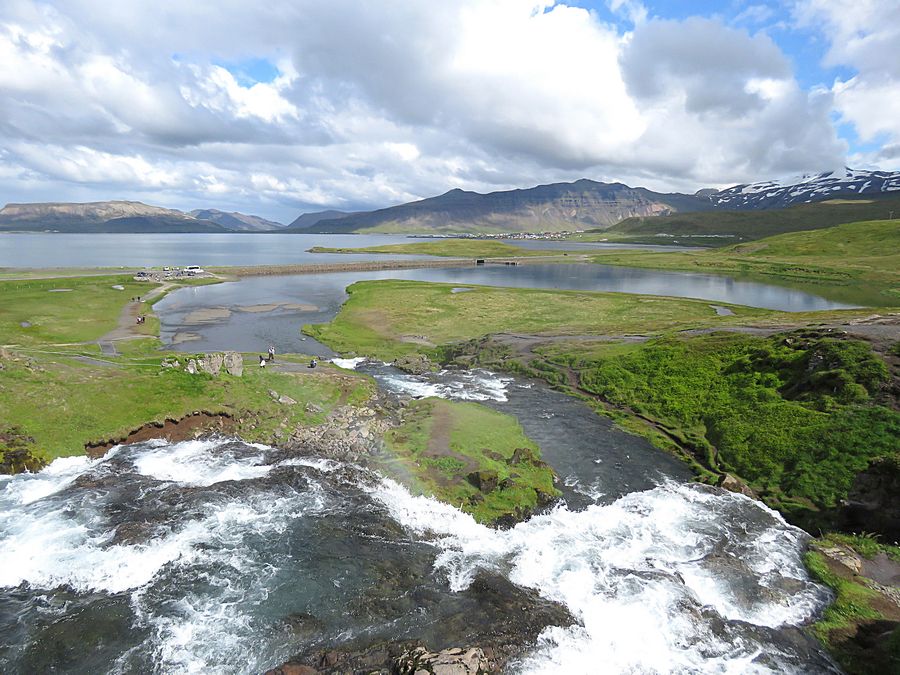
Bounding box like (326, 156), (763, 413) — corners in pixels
(0, 275), (157, 345)
(534, 332), (899, 520)
(380, 397), (559, 523)
(305, 279), (769, 361)
(805, 549), (900, 675)
(310, 239), (572, 258)
(0, 350), (375, 463)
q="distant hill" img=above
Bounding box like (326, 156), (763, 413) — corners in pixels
(285, 209), (355, 230)
(606, 195), (900, 243)
(0, 201), (227, 233)
(189, 209), (283, 232)
(300, 180), (714, 234)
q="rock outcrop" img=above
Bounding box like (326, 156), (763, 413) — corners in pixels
(165, 352), (244, 377)
(393, 353), (434, 375)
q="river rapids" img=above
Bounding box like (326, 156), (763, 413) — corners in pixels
(0, 369), (839, 673)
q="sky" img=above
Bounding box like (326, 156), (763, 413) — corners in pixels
(1, 0), (899, 223)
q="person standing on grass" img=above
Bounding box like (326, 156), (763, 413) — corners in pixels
(259, 355), (266, 368)
(268, 345), (276, 362)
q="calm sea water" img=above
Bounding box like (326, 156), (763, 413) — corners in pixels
(0, 233), (442, 268)
(1, 233), (693, 268)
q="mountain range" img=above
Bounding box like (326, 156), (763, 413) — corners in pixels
(0, 201), (285, 233)
(2, 168), (897, 236)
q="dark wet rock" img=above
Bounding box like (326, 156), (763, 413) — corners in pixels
(20, 595), (137, 674)
(467, 470), (498, 493)
(282, 612), (327, 639)
(393, 353), (434, 375)
(508, 447), (534, 465)
(843, 457), (900, 541)
(275, 572), (573, 675)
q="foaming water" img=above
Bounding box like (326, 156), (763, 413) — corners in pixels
(343, 359), (513, 402)
(369, 478), (835, 673)
(132, 438), (273, 486)
(0, 436), (835, 673)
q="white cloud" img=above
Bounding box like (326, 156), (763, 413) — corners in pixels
(795, 0), (900, 168)
(0, 0), (876, 220)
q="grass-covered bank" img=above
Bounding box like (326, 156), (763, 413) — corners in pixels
(304, 279), (775, 361)
(0, 272), (557, 525)
(310, 239), (574, 258)
(0, 345), (375, 465)
(379, 397), (559, 524)
(804, 534), (900, 674)
(0, 273), (376, 467)
(0, 274), (156, 346)
(586, 220), (900, 306)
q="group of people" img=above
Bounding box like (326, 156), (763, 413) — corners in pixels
(257, 345), (317, 369)
(259, 345), (276, 367)
(135, 315), (146, 324)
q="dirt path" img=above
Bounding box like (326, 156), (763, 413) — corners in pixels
(94, 283), (173, 355)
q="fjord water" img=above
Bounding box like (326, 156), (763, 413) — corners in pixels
(1, 232), (692, 268)
(0, 373), (838, 673)
(0, 233), (440, 268)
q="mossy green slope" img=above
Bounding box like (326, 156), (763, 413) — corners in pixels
(532, 332), (899, 524)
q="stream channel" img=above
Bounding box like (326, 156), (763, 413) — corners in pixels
(0, 263), (848, 673)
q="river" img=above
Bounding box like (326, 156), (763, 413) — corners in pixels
(0, 260), (843, 673)
(0, 370), (837, 673)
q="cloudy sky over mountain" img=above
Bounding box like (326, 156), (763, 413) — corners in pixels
(1, 0), (898, 221)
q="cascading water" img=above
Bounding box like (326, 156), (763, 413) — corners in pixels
(0, 364), (839, 673)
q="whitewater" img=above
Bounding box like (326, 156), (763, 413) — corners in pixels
(0, 365), (839, 673)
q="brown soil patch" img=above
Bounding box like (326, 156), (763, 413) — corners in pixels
(424, 402), (478, 477)
(85, 412), (235, 457)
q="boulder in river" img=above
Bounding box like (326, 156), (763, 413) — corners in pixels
(393, 352), (434, 375)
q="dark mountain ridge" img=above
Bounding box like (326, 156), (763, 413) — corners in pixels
(295, 179), (714, 234)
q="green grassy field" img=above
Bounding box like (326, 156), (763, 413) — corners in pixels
(596, 196), (900, 243)
(586, 220), (900, 306)
(304, 279), (779, 360)
(0, 274), (157, 346)
(310, 239), (573, 258)
(0, 346), (374, 463)
(0, 273), (377, 465)
(380, 398), (558, 523)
